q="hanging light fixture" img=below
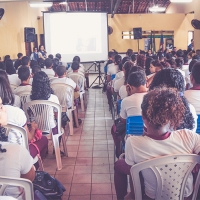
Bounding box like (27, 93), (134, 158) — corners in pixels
(170, 0), (193, 3)
(149, 0), (166, 13)
(149, 5), (166, 12)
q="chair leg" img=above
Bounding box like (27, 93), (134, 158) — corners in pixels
(68, 110), (74, 136)
(52, 135), (62, 171)
(73, 109), (79, 128)
(83, 93), (87, 108)
(80, 96), (85, 112)
(61, 132), (68, 157)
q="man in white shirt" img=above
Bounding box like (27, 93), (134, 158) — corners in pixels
(13, 65), (32, 95)
(184, 62), (200, 114)
(21, 56), (32, 74)
(51, 65), (79, 108)
(42, 58), (55, 78)
(120, 70), (148, 123)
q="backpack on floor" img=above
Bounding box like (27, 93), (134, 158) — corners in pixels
(33, 171), (66, 200)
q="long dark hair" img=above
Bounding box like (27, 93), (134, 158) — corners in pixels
(31, 71), (53, 100)
(145, 57), (154, 76)
(0, 70), (15, 105)
(149, 68), (195, 130)
(5, 59), (16, 75)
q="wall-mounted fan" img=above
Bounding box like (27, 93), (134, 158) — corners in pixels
(191, 19), (200, 30)
(108, 26), (113, 35)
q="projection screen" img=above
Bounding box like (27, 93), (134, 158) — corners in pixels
(43, 12), (108, 62)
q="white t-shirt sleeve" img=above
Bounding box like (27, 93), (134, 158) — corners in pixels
(120, 99), (127, 119)
(19, 145), (33, 174)
(188, 103), (198, 132)
(125, 137), (136, 166)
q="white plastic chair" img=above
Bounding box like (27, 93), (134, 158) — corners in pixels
(24, 100), (68, 170)
(68, 73), (87, 112)
(130, 154), (200, 200)
(10, 84), (18, 92)
(0, 176), (34, 200)
(51, 83), (79, 135)
(14, 91), (31, 110)
(3, 123), (44, 171)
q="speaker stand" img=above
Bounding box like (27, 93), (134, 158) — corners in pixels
(137, 39), (140, 52)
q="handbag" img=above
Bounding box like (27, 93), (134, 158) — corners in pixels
(33, 171), (66, 200)
(30, 129), (43, 143)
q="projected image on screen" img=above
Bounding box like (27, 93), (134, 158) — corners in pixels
(44, 12), (108, 62)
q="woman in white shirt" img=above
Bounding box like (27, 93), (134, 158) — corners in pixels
(115, 87), (200, 200)
(107, 54), (122, 82)
(149, 68), (197, 132)
(0, 97), (35, 200)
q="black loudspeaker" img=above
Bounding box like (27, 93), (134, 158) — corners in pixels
(24, 27), (36, 42)
(191, 19), (200, 30)
(133, 27), (142, 40)
(0, 8), (4, 20)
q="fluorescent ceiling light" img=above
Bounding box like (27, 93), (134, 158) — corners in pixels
(170, 0), (192, 2)
(29, 2), (53, 7)
(149, 5), (166, 12)
(59, 2), (67, 4)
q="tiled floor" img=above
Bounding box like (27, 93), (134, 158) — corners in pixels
(43, 88), (117, 200)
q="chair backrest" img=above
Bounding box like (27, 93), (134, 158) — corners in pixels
(0, 176), (34, 200)
(15, 91), (31, 110)
(24, 100), (62, 134)
(111, 74), (116, 80)
(126, 116), (143, 135)
(197, 114), (200, 134)
(130, 154), (200, 200)
(68, 73), (85, 92)
(10, 84), (18, 92)
(51, 83), (75, 112)
(3, 123), (29, 150)
(117, 99), (122, 115)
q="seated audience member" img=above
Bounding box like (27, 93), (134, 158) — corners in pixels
(4, 55), (10, 63)
(30, 60), (38, 69)
(0, 101), (36, 199)
(119, 66), (144, 99)
(130, 54), (137, 66)
(51, 65), (79, 108)
(42, 58), (55, 78)
(68, 56), (85, 75)
(114, 61), (133, 97)
(38, 45), (47, 60)
(5, 59), (16, 74)
(52, 58), (60, 75)
(13, 65), (32, 95)
(146, 49), (152, 57)
(0, 61), (6, 71)
(145, 57), (154, 76)
(189, 59), (198, 73)
(114, 87), (200, 200)
(166, 52), (172, 60)
(5, 59), (20, 87)
(137, 54), (146, 69)
(29, 65), (41, 85)
(69, 61), (85, 92)
(56, 53), (67, 67)
(107, 54), (121, 82)
(120, 70), (148, 123)
(38, 58), (45, 68)
(185, 62), (200, 114)
(21, 56), (30, 67)
(188, 51), (193, 64)
(104, 51), (114, 74)
(14, 53), (23, 70)
(48, 54), (54, 60)
(175, 57), (185, 78)
(126, 49), (133, 57)
(27, 71), (59, 131)
(30, 47), (38, 61)
(149, 68), (197, 131)
(0, 70), (20, 107)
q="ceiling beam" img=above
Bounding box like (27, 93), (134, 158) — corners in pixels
(111, 0), (114, 15)
(111, 0), (121, 18)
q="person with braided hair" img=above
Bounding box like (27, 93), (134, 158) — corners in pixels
(114, 87), (200, 200)
(0, 97), (35, 200)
